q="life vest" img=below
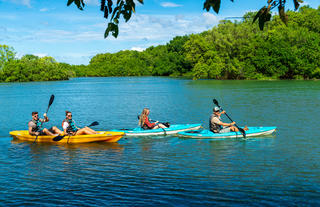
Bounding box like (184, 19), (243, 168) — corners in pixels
(62, 119), (78, 133)
(30, 119), (42, 132)
(209, 113), (222, 133)
(142, 117), (153, 130)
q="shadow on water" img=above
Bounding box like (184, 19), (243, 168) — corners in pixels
(11, 138), (125, 153)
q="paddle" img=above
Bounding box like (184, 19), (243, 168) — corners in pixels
(52, 121), (99, 142)
(213, 99), (246, 138)
(33, 95), (55, 143)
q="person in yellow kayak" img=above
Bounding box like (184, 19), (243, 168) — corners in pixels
(28, 111), (62, 136)
(209, 107), (245, 133)
(62, 111), (98, 135)
(138, 108), (167, 130)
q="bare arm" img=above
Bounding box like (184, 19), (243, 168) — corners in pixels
(217, 120), (235, 127)
(28, 122), (39, 136)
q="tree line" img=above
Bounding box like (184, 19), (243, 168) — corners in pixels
(1, 6), (319, 82)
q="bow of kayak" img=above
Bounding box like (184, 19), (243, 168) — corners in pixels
(9, 130), (124, 143)
(177, 126), (277, 138)
(112, 124), (202, 136)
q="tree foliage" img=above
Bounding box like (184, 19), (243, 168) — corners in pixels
(2, 6), (319, 82)
(0, 54), (71, 82)
(73, 6), (320, 80)
(0, 44), (16, 69)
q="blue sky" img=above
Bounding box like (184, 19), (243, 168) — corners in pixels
(0, 0), (319, 65)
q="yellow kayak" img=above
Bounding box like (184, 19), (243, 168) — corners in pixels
(9, 130), (124, 143)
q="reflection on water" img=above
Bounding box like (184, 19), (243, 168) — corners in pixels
(1, 77), (320, 205)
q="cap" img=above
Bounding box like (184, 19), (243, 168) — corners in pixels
(213, 106), (220, 112)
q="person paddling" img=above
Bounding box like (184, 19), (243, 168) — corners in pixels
(138, 108), (167, 130)
(28, 112), (62, 136)
(209, 107), (248, 133)
(62, 111), (97, 135)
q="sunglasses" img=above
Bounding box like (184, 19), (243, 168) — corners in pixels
(67, 115), (72, 117)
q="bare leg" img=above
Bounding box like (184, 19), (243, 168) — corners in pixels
(158, 123), (167, 128)
(152, 123), (167, 129)
(42, 128), (55, 136)
(75, 128), (95, 135)
(52, 126), (63, 135)
(85, 127), (97, 134)
(230, 126), (239, 132)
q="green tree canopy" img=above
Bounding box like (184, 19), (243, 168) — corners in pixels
(0, 44), (16, 69)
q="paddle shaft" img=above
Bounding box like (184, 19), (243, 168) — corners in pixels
(34, 95), (54, 143)
(213, 99), (246, 138)
(219, 107), (243, 132)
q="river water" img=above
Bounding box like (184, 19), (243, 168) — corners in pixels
(0, 77), (319, 206)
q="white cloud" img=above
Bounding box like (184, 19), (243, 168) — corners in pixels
(203, 12), (218, 26)
(40, 8), (48, 12)
(161, 2), (182, 8)
(117, 13), (220, 41)
(131, 47), (145, 52)
(1, 10), (221, 65)
(33, 53), (47, 57)
(84, 0), (100, 6)
(5, 0), (31, 7)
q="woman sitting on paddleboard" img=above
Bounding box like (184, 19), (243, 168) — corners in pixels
(62, 111), (97, 135)
(139, 108), (167, 130)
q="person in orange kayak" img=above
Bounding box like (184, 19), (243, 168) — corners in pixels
(138, 108), (167, 130)
(62, 111), (98, 135)
(28, 111), (62, 136)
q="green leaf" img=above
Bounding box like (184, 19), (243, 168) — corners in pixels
(203, 0), (221, 13)
(258, 8), (268, 30)
(67, 0), (74, 6)
(104, 7), (108, 19)
(203, 1), (210, 12)
(104, 23), (112, 38)
(253, 7), (265, 23)
(100, 0), (105, 11)
(112, 25), (119, 38)
(74, 0), (84, 10)
(107, 0), (113, 13)
(293, 0), (300, 10)
(211, 0), (221, 14)
(104, 23), (119, 38)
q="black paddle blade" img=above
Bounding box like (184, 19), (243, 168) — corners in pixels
(213, 99), (219, 107)
(52, 135), (66, 142)
(239, 128), (246, 138)
(48, 95), (55, 106)
(88, 121), (99, 127)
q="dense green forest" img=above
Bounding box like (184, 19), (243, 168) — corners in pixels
(0, 50), (71, 82)
(1, 6), (319, 82)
